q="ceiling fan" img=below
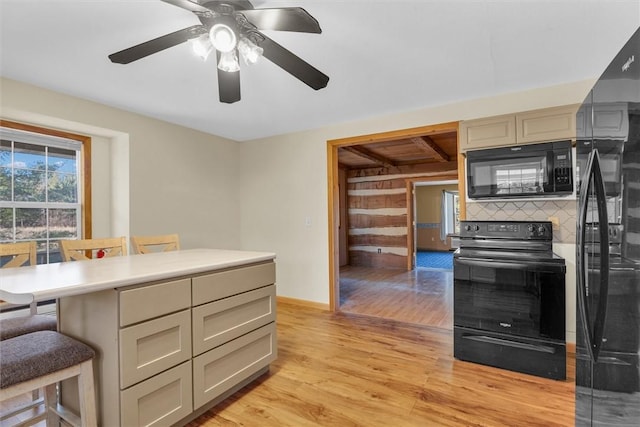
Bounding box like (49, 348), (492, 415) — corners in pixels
(108, 0), (329, 104)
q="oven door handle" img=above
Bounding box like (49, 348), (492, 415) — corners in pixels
(576, 149), (610, 363)
(454, 257), (564, 273)
(462, 334), (557, 354)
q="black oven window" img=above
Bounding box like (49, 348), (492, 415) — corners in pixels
(454, 261), (565, 340)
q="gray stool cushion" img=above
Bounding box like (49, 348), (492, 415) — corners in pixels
(0, 315), (57, 340)
(0, 331), (95, 388)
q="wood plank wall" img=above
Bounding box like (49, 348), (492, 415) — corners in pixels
(347, 162), (458, 269)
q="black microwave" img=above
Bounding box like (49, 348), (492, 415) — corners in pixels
(466, 140), (573, 199)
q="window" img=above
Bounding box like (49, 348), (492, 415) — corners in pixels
(440, 190), (459, 241)
(0, 121), (91, 264)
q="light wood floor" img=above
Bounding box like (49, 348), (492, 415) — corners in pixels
(190, 301), (575, 426)
(339, 265), (453, 329)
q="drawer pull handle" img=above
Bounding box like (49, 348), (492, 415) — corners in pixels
(463, 334), (556, 354)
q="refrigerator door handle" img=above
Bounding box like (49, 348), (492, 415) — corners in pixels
(577, 150), (595, 361)
(591, 150), (610, 362)
(577, 149), (610, 363)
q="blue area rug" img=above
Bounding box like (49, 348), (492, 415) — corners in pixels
(416, 251), (453, 270)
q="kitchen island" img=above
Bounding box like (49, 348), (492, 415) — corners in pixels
(0, 249), (277, 426)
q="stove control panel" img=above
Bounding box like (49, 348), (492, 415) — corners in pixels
(461, 221), (553, 240)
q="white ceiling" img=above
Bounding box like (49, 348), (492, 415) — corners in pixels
(1, 0), (638, 141)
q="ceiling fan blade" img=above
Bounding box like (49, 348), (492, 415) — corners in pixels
(240, 8), (321, 33)
(162, 0), (255, 13)
(259, 35), (329, 90)
(216, 52), (241, 103)
(227, 1), (254, 11)
(109, 25), (207, 64)
(161, 0), (212, 14)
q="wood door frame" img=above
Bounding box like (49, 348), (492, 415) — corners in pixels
(327, 122), (463, 312)
(406, 177), (459, 270)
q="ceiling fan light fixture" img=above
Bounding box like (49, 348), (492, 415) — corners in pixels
(238, 37), (263, 65)
(191, 35), (213, 61)
(108, 1), (329, 103)
(217, 50), (240, 73)
(209, 23), (237, 53)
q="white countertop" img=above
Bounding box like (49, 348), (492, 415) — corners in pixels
(0, 248), (276, 304)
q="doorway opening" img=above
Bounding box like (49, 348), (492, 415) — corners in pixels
(412, 180), (459, 271)
(327, 122), (465, 328)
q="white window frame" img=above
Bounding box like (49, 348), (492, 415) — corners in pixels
(440, 190), (459, 241)
(1, 126), (85, 264)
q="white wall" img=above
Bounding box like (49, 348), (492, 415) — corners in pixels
(554, 243), (577, 343)
(239, 132), (329, 302)
(1, 77), (241, 249)
(89, 135), (113, 238)
(239, 80), (595, 307)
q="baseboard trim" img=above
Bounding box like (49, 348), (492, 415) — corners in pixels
(567, 342), (576, 356)
(277, 296), (330, 311)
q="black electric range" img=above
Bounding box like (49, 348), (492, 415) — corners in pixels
(453, 220), (567, 380)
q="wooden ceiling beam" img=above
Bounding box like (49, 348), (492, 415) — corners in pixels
(342, 146), (396, 168)
(410, 136), (450, 162)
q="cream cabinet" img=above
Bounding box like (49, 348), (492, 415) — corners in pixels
(120, 361), (193, 426)
(119, 309), (192, 389)
(460, 104), (579, 151)
(58, 260), (277, 427)
(516, 105), (578, 144)
(193, 322), (276, 409)
(459, 114), (515, 151)
(576, 102), (629, 139)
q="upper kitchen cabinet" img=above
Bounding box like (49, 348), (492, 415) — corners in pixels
(460, 104), (579, 151)
(459, 114), (516, 151)
(516, 105), (579, 144)
(576, 102), (629, 140)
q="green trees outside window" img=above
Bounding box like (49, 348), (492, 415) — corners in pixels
(1, 130), (82, 264)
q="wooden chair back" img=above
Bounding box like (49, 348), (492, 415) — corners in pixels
(0, 241), (38, 314)
(0, 241), (37, 269)
(60, 237), (127, 262)
(131, 234), (180, 254)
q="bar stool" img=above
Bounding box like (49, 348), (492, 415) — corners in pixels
(0, 242), (57, 340)
(0, 331), (97, 426)
(0, 315), (57, 340)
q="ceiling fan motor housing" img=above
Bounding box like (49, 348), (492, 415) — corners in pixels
(199, 1), (261, 47)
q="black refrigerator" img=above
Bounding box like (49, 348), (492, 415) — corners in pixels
(576, 27), (640, 426)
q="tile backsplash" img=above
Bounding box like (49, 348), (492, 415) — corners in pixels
(466, 199), (577, 244)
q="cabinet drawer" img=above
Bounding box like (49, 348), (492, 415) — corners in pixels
(119, 278), (191, 327)
(192, 262), (275, 306)
(193, 322), (277, 410)
(193, 285), (276, 356)
(120, 309), (191, 389)
(121, 361), (193, 427)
